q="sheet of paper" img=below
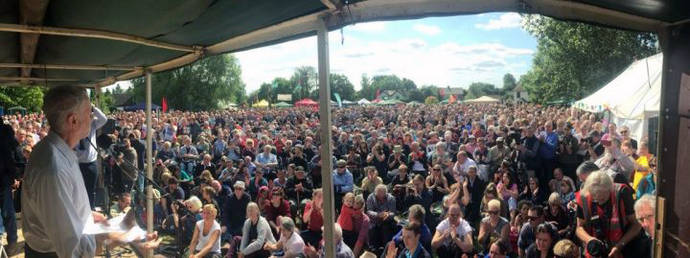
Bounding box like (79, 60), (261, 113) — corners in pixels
(82, 214), (129, 235)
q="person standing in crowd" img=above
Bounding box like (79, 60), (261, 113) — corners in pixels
(21, 86), (132, 257)
(595, 137), (635, 184)
(465, 165), (487, 226)
(0, 118), (19, 255)
(537, 121), (558, 190)
(73, 104), (107, 209)
(575, 171), (641, 258)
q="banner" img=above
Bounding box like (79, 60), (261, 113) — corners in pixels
(277, 94), (292, 101)
(161, 97), (168, 113)
(334, 93), (342, 108)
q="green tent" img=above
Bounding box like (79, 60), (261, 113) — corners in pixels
(7, 106), (27, 115)
(407, 101), (422, 105)
(274, 101), (292, 108)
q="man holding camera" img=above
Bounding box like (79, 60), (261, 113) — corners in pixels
(575, 171), (641, 258)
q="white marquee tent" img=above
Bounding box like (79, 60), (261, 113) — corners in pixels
(464, 96), (500, 103)
(357, 98), (372, 105)
(573, 53), (662, 141)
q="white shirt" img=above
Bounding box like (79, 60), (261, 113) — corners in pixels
(74, 106), (108, 163)
(195, 220), (221, 254)
(435, 217), (473, 246)
(279, 231), (305, 257)
(453, 158), (477, 177)
(22, 132), (96, 258)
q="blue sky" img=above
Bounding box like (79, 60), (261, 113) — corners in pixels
(235, 12), (537, 94)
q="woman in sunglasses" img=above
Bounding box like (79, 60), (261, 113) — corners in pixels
(478, 199), (510, 254)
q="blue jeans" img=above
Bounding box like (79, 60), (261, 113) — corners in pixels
(0, 187), (17, 243)
(79, 162), (98, 210)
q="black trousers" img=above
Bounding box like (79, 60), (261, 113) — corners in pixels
(25, 244), (58, 258)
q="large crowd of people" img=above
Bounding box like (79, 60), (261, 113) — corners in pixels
(1, 100), (659, 258)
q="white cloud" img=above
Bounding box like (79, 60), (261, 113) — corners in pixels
(475, 13), (522, 30)
(412, 24), (441, 36)
(348, 21), (387, 33)
(236, 28), (533, 94)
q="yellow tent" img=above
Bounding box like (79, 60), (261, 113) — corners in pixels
(252, 99), (269, 108)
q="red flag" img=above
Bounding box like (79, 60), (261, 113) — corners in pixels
(162, 97), (168, 113)
(375, 89), (381, 100)
(449, 94), (457, 103)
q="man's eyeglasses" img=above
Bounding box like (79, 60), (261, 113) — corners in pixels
(528, 216), (541, 221)
(637, 214), (654, 223)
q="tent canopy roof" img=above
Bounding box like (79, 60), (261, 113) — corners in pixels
(573, 53), (662, 119)
(0, 0), (685, 88)
(464, 96), (499, 103)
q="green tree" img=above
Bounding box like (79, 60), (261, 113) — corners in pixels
(358, 74), (375, 100)
(465, 82), (498, 99)
(520, 15), (658, 103)
(290, 66), (317, 100)
(424, 96), (439, 105)
(130, 54), (246, 111)
(502, 73), (517, 93)
(419, 85), (440, 100)
(328, 73), (355, 101)
(0, 86), (44, 112)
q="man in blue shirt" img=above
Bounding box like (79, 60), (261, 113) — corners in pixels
(538, 121), (558, 189)
(385, 222), (431, 258)
(332, 159), (353, 208)
(255, 144), (278, 180)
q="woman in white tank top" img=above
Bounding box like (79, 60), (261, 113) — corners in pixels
(189, 204), (222, 258)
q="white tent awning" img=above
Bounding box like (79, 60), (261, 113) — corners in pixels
(573, 53), (662, 120)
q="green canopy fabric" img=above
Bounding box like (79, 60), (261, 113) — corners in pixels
(0, 0), (684, 87)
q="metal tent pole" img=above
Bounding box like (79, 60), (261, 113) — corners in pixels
(145, 70), (154, 258)
(316, 16), (336, 257)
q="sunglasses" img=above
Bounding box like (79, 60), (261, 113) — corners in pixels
(528, 216), (541, 221)
(488, 210), (499, 215)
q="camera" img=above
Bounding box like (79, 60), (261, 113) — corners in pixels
(587, 215), (611, 257)
(173, 200), (190, 216)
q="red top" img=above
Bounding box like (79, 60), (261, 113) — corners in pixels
(263, 199), (291, 223)
(336, 204), (355, 231)
(303, 201), (324, 232)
